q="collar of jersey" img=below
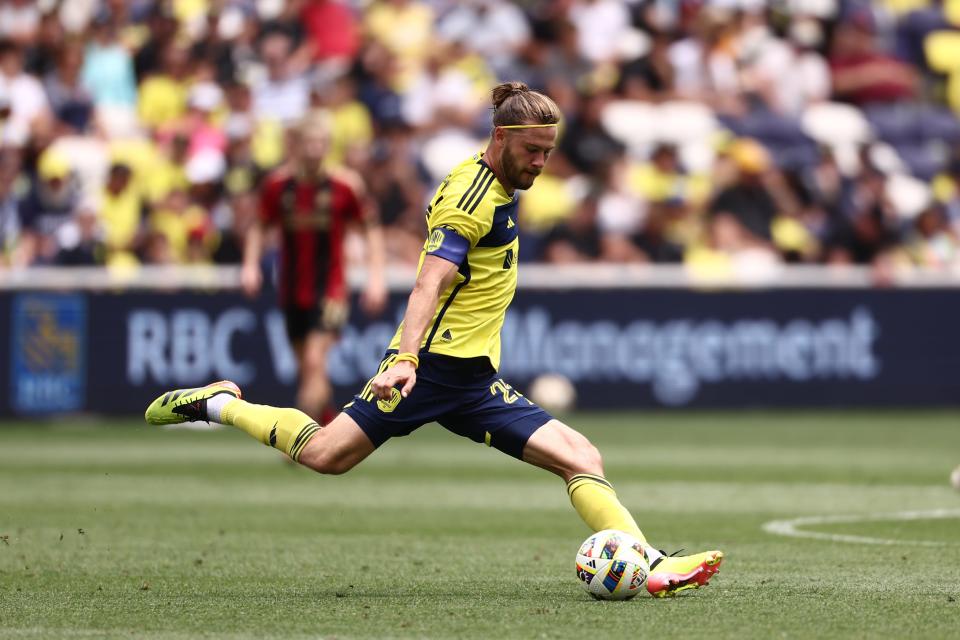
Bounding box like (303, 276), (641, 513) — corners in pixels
(476, 155), (513, 201)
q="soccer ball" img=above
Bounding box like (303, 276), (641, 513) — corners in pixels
(528, 374), (576, 412)
(951, 466), (960, 491)
(575, 529), (650, 600)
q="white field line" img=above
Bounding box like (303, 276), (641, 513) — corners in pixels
(762, 508), (960, 546)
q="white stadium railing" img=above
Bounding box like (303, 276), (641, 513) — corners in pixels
(2, 263), (960, 291)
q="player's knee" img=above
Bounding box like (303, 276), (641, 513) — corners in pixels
(572, 441), (603, 476)
(302, 451), (351, 475)
(560, 427), (602, 473)
(533, 422), (605, 477)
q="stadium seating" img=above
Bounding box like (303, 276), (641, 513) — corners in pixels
(4, 1), (960, 271)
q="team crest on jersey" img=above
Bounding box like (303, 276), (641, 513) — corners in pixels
(426, 228), (445, 253)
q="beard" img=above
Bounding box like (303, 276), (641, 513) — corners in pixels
(501, 147), (539, 190)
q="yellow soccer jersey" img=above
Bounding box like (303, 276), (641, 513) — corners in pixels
(388, 153), (520, 369)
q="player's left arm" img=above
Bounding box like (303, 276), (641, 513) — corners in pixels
(370, 255), (458, 400)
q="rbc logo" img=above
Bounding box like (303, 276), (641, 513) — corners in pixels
(11, 294), (86, 414)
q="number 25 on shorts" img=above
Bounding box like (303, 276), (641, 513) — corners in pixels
(489, 379), (533, 406)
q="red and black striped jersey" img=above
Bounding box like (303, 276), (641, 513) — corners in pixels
(259, 168), (365, 308)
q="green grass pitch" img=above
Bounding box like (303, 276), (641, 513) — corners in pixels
(1, 411), (959, 639)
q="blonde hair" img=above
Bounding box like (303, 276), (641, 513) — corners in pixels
(296, 109), (332, 136)
(491, 81), (561, 128)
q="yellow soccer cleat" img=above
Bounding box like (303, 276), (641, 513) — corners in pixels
(646, 550), (723, 598)
(144, 380), (241, 425)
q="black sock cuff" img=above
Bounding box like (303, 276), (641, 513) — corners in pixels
(289, 422), (321, 461)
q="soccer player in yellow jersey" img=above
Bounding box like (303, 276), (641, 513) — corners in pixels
(145, 82), (723, 597)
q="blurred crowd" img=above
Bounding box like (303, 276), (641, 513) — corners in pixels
(3, 0), (960, 273)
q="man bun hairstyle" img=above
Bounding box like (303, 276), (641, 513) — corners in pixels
(491, 81), (561, 128)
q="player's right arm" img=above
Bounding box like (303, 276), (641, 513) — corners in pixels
(242, 173), (285, 297)
(370, 255), (458, 400)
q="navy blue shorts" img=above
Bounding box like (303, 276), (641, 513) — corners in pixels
(343, 351), (553, 459)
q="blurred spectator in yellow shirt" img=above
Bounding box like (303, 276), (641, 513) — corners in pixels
(156, 148), (226, 263)
(138, 133), (190, 205)
(137, 43), (190, 130)
(310, 74), (373, 171)
(364, 0), (435, 91)
(147, 184), (211, 265)
(628, 144), (710, 208)
(99, 161), (145, 265)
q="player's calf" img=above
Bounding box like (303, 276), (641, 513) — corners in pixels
(296, 442), (354, 475)
(523, 421), (657, 552)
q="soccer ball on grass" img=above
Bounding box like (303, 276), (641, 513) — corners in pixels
(575, 529), (650, 600)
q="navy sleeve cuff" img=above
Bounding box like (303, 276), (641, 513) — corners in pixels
(425, 226), (469, 265)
